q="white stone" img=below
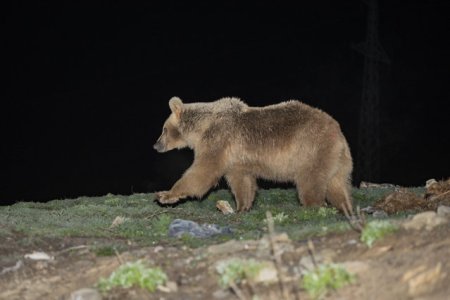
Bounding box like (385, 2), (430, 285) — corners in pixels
(24, 251), (54, 261)
(70, 288), (102, 300)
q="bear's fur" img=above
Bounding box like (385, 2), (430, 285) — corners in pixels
(154, 97), (353, 212)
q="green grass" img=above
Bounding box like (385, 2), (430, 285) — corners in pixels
(97, 260), (167, 292)
(0, 187), (413, 248)
(301, 263), (355, 299)
(360, 220), (398, 248)
(216, 258), (270, 288)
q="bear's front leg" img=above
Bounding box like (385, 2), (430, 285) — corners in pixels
(155, 155), (224, 205)
(155, 191), (183, 204)
(225, 171), (257, 212)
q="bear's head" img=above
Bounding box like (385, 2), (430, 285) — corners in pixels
(153, 97), (188, 153)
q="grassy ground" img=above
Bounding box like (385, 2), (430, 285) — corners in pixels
(2, 186), (449, 300)
(0, 187), (419, 249)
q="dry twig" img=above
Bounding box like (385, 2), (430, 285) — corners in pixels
(342, 202), (366, 233)
(266, 211), (291, 300)
(429, 190), (450, 201)
(114, 248), (125, 265)
(307, 239), (318, 269)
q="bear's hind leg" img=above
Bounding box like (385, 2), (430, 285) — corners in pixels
(225, 172), (257, 212)
(326, 170), (353, 212)
(295, 173), (328, 207)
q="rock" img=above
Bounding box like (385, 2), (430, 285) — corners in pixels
(402, 211), (448, 231)
(425, 179), (437, 189)
(24, 251), (54, 261)
(361, 206), (376, 213)
(401, 263), (444, 297)
(373, 210), (388, 218)
(216, 200), (234, 215)
(437, 205), (450, 217)
(70, 288), (102, 300)
(168, 219), (233, 238)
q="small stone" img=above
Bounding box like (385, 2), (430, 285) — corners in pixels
(70, 288), (102, 300)
(24, 251), (54, 261)
(402, 211), (448, 231)
(373, 210), (388, 218)
(437, 205), (450, 217)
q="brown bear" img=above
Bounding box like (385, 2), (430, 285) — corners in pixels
(154, 97), (353, 212)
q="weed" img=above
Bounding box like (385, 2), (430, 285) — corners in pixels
(93, 245), (123, 257)
(216, 258), (268, 288)
(360, 220), (398, 248)
(97, 260), (167, 292)
(296, 207), (338, 222)
(301, 263), (355, 299)
(150, 214), (172, 237)
(104, 197), (122, 206)
(263, 212), (289, 225)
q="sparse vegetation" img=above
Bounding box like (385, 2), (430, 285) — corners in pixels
(360, 220), (398, 248)
(150, 214), (172, 237)
(0, 188), (408, 248)
(1, 186), (449, 299)
(216, 258), (267, 288)
(97, 260), (167, 293)
(301, 263), (355, 299)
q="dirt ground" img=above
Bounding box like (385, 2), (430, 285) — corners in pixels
(1, 219), (449, 300)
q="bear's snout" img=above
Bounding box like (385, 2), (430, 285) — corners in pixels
(153, 141), (165, 153)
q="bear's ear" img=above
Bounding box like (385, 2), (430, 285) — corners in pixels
(169, 96), (184, 119)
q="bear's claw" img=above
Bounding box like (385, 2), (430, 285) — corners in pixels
(155, 191), (180, 204)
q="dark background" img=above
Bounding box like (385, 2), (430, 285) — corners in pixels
(3, 0), (450, 205)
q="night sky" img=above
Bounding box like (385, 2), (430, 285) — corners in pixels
(3, 0), (450, 205)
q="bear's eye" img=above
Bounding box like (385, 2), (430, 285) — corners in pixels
(163, 127), (167, 134)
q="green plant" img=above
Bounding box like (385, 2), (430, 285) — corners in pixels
(97, 260), (167, 292)
(151, 214), (172, 237)
(216, 258), (266, 288)
(360, 220), (397, 248)
(301, 263), (354, 299)
(263, 212), (289, 225)
(297, 207), (338, 221)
